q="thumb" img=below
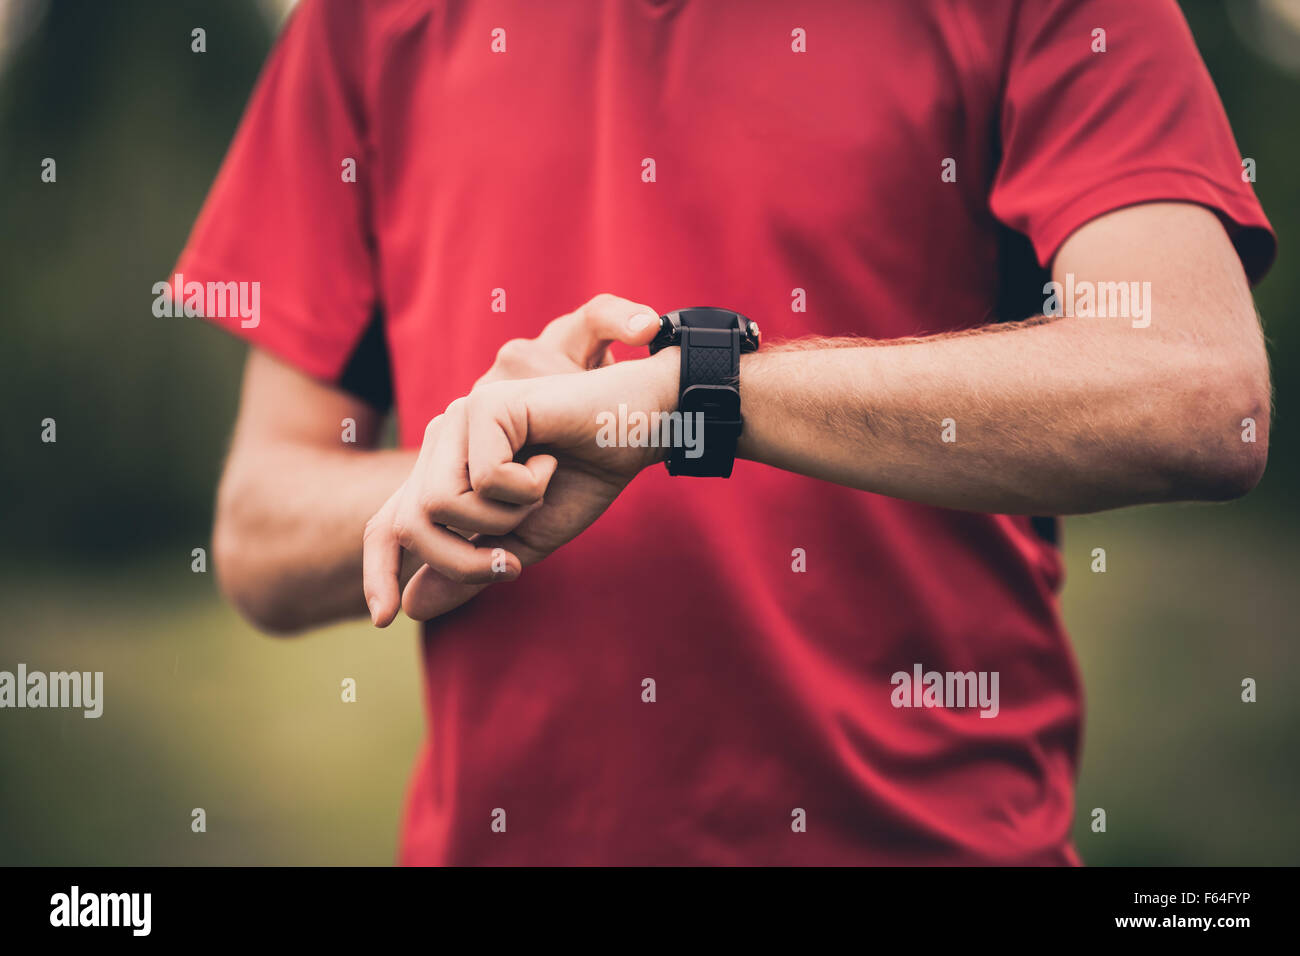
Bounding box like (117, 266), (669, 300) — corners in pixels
(539, 294), (661, 368)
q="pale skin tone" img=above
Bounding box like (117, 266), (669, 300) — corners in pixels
(213, 203), (1270, 634)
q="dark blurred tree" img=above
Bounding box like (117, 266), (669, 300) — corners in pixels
(0, 0), (275, 561)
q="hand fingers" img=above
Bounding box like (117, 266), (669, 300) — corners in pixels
(471, 452), (556, 506)
(425, 398), (539, 534)
(536, 293), (661, 368)
(401, 563), (485, 622)
(465, 387), (557, 503)
(392, 512), (520, 585)
(400, 531), (549, 621)
(434, 494), (542, 537)
(362, 493), (404, 627)
(362, 409), (452, 628)
(477, 294), (660, 388)
(476, 336), (574, 387)
(396, 403), (526, 583)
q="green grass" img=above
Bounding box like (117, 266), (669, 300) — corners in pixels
(1, 505), (1296, 865)
(0, 562), (423, 865)
(1063, 506), (1300, 865)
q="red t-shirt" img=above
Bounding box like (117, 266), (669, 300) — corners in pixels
(176, 0), (1274, 864)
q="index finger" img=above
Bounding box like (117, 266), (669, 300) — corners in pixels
(362, 494), (403, 627)
(536, 293), (661, 368)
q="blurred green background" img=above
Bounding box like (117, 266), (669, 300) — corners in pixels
(0, 0), (1296, 865)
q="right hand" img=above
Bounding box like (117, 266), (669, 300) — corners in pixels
(363, 294), (663, 626)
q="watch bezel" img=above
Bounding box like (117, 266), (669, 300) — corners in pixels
(649, 307), (760, 354)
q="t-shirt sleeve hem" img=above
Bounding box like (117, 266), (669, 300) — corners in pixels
(1029, 168), (1278, 286)
(170, 254), (364, 383)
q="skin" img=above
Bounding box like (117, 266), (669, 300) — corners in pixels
(214, 295), (663, 632)
(213, 202), (1271, 635)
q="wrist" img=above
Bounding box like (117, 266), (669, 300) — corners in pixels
(641, 347), (680, 466)
(735, 350), (762, 463)
(641, 307), (758, 477)
(645, 345), (681, 416)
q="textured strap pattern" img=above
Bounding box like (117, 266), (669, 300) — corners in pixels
(672, 331), (741, 477)
(686, 342), (736, 386)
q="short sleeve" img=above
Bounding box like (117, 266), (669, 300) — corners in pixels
(989, 0), (1277, 285)
(172, 0), (378, 381)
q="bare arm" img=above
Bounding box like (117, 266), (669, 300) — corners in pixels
(736, 202), (1271, 512)
(213, 349), (415, 633)
(374, 204), (1273, 623)
(217, 296), (664, 634)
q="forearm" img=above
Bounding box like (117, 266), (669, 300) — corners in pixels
(732, 317), (1268, 514)
(214, 442), (417, 633)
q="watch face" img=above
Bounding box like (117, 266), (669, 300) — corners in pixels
(676, 307), (741, 330)
(651, 307), (761, 352)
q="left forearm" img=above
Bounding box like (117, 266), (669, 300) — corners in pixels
(730, 317), (1268, 515)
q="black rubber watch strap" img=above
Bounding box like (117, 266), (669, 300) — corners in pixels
(671, 325), (742, 477)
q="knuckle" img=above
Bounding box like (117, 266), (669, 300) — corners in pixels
(416, 485), (452, 522)
(469, 381), (508, 415)
(495, 337), (532, 365)
(468, 463), (497, 492)
(391, 512), (417, 550)
(423, 415), (443, 443)
(414, 489), (439, 520)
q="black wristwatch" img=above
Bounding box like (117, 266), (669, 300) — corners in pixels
(648, 307), (761, 477)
